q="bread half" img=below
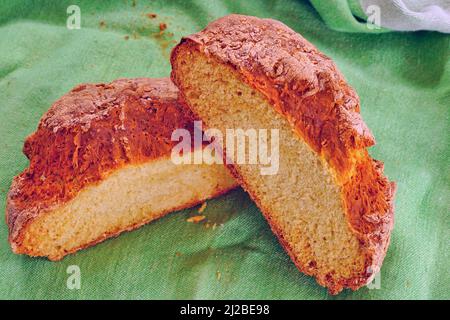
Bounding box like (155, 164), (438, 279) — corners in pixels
(6, 78), (237, 261)
(171, 14), (396, 294)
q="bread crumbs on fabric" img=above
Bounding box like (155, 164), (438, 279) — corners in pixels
(159, 22), (167, 31)
(198, 202), (207, 213)
(186, 215), (206, 223)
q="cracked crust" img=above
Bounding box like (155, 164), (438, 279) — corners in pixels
(171, 14), (396, 294)
(6, 78), (236, 257)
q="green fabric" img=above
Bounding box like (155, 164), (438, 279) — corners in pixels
(0, 0), (448, 300)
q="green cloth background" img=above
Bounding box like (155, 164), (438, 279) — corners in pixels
(0, 0), (448, 300)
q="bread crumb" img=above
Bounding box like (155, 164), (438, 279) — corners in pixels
(175, 251), (182, 257)
(99, 20), (106, 28)
(186, 215), (206, 223)
(198, 202), (207, 213)
(159, 23), (167, 31)
(204, 222), (217, 230)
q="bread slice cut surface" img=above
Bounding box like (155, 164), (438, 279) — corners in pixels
(171, 14), (396, 294)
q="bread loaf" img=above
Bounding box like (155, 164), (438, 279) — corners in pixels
(6, 78), (237, 261)
(171, 14), (396, 294)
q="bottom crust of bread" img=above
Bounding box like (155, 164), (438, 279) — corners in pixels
(8, 149), (237, 261)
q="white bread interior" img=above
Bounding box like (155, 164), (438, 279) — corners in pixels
(18, 149), (237, 261)
(172, 50), (365, 287)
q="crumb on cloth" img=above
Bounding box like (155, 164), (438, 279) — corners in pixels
(186, 215), (206, 223)
(198, 202), (207, 213)
(159, 22), (167, 31)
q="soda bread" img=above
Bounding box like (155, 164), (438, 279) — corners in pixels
(171, 14), (396, 294)
(6, 78), (237, 261)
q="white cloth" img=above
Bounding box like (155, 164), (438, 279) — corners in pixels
(359, 0), (450, 33)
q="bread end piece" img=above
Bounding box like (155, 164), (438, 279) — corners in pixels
(6, 78), (237, 260)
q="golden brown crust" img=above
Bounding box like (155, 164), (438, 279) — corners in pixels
(171, 14), (396, 294)
(6, 78), (202, 250)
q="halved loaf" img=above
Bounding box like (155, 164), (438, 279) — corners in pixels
(171, 14), (396, 294)
(6, 78), (237, 261)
